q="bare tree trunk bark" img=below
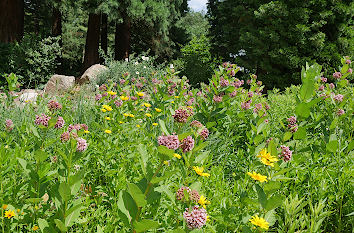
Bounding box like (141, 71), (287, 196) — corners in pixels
(83, 13), (101, 71)
(115, 17), (131, 60)
(0, 0), (24, 43)
(101, 13), (108, 55)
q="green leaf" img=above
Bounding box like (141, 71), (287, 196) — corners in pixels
(157, 146), (175, 159)
(264, 209), (277, 226)
(257, 122), (266, 135)
(267, 140), (277, 157)
(137, 144), (148, 175)
(265, 194), (284, 211)
(178, 131), (192, 141)
(117, 191), (131, 226)
(242, 226), (253, 233)
(54, 219), (67, 232)
(293, 127), (306, 140)
(65, 204), (83, 227)
(97, 225), (104, 233)
(255, 184), (267, 209)
(283, 132), (292, 141)
(48, 117), (58, 129)
(34, 150), (48, 163)
(263, 181), (281, 194)
(151, 171), (174, 184)
(29, 124), (40, 138)
(122, 190), (138, 220)
(38, 218), (49, 232)
(194, 151), (210, 165)
(127, 183), (147, 207)
(159, 119), (170, 135)
(133, 219), (159, 232)
(295, 103), (310, 118)
(59, 182), (71, 202)
(25, 198), (43, 204)
(326, 140), (338, 153)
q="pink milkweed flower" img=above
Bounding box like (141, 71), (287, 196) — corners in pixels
(253, 103), (263, 113)
(5, 119), (14, 131)
(280, 145), (292, 162)
(328, 83), (335, 89)
(190, 190), (201, 203)
(257, 81), (262, 86)
(199, 128), (209, 140)
(176, 186), (192, 200)
(136, 82), (143, 89)
(348, 68), (352, 74)
(158, 134), (180, 150)
(120, 79), (126, 85)
(321, 77), (327, 83)
(318, 85), (325, 91)
(229, 69), (235, 77)
(35, 114), (51, 127)
(229, 90), (237, 97)
(95, 94), (102, 101)
(102, 92), (108, 97)
(247, 92), (254, 98)
(76, 138), (88, 152)
(54, 116), (65, 129)
(131, 96), (138, 101)
(80, 124), (88, 131)
(190, 120), (203, 128)
(345, 59), (351, 64)
(60, 132), (70, 142)
(241, 101), (251, 110)
(48, 100), (62, 111)
(99, 84), (107, 91)
(333, 94), (344, 103)
(183, 205), (207, 229)
(219, 77), (229, 87)
(114, 99), (123, 107)
(213, 95), (223, 103)
(336, 109), (345, 116)
(173, 108), (193, 123)
(247, 79), (252, 85)
(180, 136), (195, 153)
(333, 72), (342, 79)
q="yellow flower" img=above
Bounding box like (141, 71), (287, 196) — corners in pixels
(107, 91), (117, 95)
(2, 204), (8, 210)
(102, 105), (112, 111)
(4, 145), (8, 149)
(84, 130), (90, 133)
(257, 149), (278, 167)
(120, 96), (129, 101)
(174, 96), (179, 99)
(145, 113), (152, 117)
(139, 108), (144, 111)
(105, 130), (112, 134)
(171, 101), (175, 104)
(187, 106), (193, 109)
(129, 114), (135, 118)
(198, 195), (211, 208)
(33, 225), (39, 231)
(173, 153), (181, 159)
(163, 161), (169, 166)
(105, 117), (111, 120)
(119, 121), (124, 124)
(143, 103), (151, 108)
(247, 171), (268, 183)
(249, 215), (269, 230)
(193, 166), (210, 177)
(155, 108), (162, 112)
(34, 205), (38, 210)
(152, 123), (158, 126)
(17, 209), (20, 213)
(4, 210), (15, 219)
(101, 108), (107, 113)
(136, 124), (141, 128)
(123, 113), (129, 117)
(136, 92), (144, 97)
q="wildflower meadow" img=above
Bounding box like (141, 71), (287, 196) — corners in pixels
(0, 56), (353, 232)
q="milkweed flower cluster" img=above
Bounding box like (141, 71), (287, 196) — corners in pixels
(173, 107), (193, 123)
(336, 109), (345, 116)
(287, 116), (298, 132)
(199, 128), (209, 140)
(176, 186), (200, 203)
(219, 77), (229, 87)
(280, 145), (292, 162)
(114, 99), (123, 107)
(213, 95), (223, 103)
(47, 100), (62, 111)
(241, 100), (251, 110)
(54, 116), (65, 129)
(333, 72), (342, 79)
(321, 77), (327, 83)
(253, 103), (263, 114)
(76, 138), (88, 152)
(158, 134), (180, 150)
(95, 94), (102, 101)
(35, 114), (51, 127)
(328, 83), (335, 89)
(60, 132), (70, 142)
(183, 205), (207, 229)
(5, 119), (14, 131)
(68, 124), (88, 132)
(333, 94), (344, 103)
(180, 136), (195, 152)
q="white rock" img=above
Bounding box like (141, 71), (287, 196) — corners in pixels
(77, 64), (107, 85)
(45, 75), (75, 95)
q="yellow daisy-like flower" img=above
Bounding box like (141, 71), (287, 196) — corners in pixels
(257, 148), (278, 167)
(2, 204), (8, 210)
(101, 108), (107, 113)
(249, 215), (269, 230)
(173, 153), (181, 159)
(198, 195), (211, 208)
(143, 103), (151, 108)
(129, 114), (135, 118)
(120, 96), (129, 101)
(152, 123), (158, 126)
(163, 161), (169, 165)
(105, 117), (111, 120)
(84, 130), (90, 133)
(139, 108), (144, 111)
(105, 130), (112, 134)
(171, 101), (175, 104)
(119, 121), (124, 124)
(33, 225), (39, 231)
(136, 124), (141, 128)
(145, 113), (152, 117)
(187, 106), (193, 109)
(107, 91), (117, 95)
(123, 113), (129, 117)
(193, 166), (210, 177)
(247, 171), (268, 183)
(155, 108), (162, 112)
(136, 92), (144, 97)
(174, 96), (179, 99)
(102, 105), (112, 111)
(4, 210), (15, 219)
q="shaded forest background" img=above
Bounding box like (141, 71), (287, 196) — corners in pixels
(0, 0), (353, 89)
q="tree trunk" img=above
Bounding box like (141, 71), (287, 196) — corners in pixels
(83, 13), (101, 72)
(0, 0), (24, 43)
(101, 13), (108, 55)
(115, 18), (131, 60)
(52, 4), (62, 38)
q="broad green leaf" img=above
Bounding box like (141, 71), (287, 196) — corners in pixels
(326, 140), (338, 153)
(264, 209), (277, 226)
(157, 146), (175, 159)
(133, 219), (159, 232)
(137, 144), (148, 175)
(54, 219), (67, 232)
(257, 122), (266, 135)
(267, 140), (277, 157)
(127, 183), (147, 207)
(265, 194), (284, 211)
(293, 127), (306, 140)
(295, 103), (310, 118)
(59, 182), (71, 202)
(283, 132), (292, 142)
(34, 150), (48, 163)
(48, 117), (58, 129)
(194, 151), (210, 165)
(29, 124), (40, 138)
(38, 218), (49, 232)
(65, 204), (83, 227)
(178, 131), (192, 141)
(264, 181), (281, 194)
(122, 190), (138, 220)
(117, 191), (131, 226)
(159, 119), (170, 135)
(242, 226), (252, 233)
(255, 184), (267, 209)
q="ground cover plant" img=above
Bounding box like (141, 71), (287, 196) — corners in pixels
(0, 56), (353, 232)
